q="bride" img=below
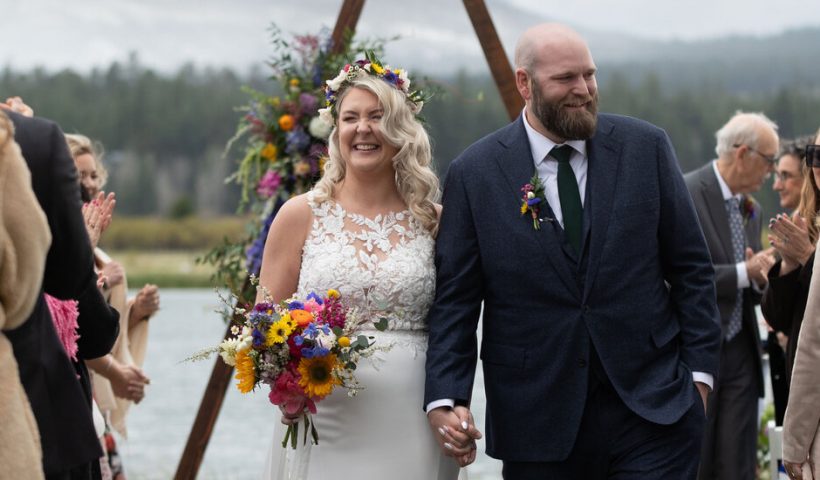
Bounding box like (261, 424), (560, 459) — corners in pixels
(257, 57), (473, 479)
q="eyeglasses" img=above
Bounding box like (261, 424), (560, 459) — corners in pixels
(773, 170), (802, 182)
(807, 145), (820, 168)
(734, 144), (776, 166)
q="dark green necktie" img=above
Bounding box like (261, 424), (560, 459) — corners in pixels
(550, 145), (582, 253)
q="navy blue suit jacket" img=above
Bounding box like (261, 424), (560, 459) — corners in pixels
(424, 113), (721, 462)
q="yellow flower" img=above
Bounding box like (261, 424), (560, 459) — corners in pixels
(318, 156), (327, 174)
(289, 78), (300, 87)
(520, 201), (528, 214)
(298, 354), (341, 399)
(327, 289), (340, 299)
(270, 97), (281, 107)
(337, 336), (350, 348)
(234, 349), (256, 394)
(278, 114), (295, 132)
(261, 143), (278, 161)
(371, 63), (384, 74)
(266, 317), (295, 346)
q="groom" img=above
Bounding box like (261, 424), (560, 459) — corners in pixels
(425, 23), (721, 478)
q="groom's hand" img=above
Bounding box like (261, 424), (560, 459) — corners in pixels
(427, 406), (482, 467)
(695, 381), (709, 414)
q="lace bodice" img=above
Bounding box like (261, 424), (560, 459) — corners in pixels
(296, 192), (435, 332)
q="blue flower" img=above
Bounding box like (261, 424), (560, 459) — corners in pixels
(288, 301), (305, 311)
(306, 292), (324, 305)
(293, 335), (304, 346)
(252, 328), (266, 347)
(527, 198), (542, 206)
(285, 129), (311, 155)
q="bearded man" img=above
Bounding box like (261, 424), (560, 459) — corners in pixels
(424, 23), (721, 479)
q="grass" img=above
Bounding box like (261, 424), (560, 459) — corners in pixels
(108, 250), (216, 289)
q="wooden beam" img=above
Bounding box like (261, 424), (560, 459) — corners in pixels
(174, 321), (236, 480)
(331, 0), (366, 54)
(463, 0), (523, 121)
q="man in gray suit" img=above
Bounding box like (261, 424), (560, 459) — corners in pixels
(684, 112), (777, 479)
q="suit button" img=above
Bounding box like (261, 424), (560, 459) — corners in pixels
(578, 359), (587, 368)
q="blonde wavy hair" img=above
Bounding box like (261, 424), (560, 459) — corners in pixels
(313, 75), (440, 233)
(64, 133), (108, 189)
(797, 127), (820, 237)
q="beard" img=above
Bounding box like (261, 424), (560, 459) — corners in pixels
(531, 81), (598, 141)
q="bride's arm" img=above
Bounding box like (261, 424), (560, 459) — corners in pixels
(257, 195), (313, 304)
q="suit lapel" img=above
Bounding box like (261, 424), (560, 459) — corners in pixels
(582, 117), (622, 302)
(495, 117), (578, 297)
(699, 165), (734, 261)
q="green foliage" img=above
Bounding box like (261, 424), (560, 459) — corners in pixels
(99, 216), (247, 250)
(757, 402), (776, 480)
(169, 195), (196, 219)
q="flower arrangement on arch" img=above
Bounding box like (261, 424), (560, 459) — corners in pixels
(216, 285), (389, 448)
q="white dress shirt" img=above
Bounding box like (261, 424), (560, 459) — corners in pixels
(711, 160), (752, 290)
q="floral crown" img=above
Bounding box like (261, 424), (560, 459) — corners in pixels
(317, 51), (425, 126)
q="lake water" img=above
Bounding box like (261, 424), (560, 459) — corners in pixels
(122, 289), (503, 479)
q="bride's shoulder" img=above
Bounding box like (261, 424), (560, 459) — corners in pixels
(272, 194), (313, 230)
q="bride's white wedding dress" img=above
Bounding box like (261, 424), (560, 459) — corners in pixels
(263, 192), (461, 480)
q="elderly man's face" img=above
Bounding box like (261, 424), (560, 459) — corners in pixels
(735, 128), (778, 193)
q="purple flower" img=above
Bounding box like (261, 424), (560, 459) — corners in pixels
(245, 198), (284, 276)
(306, 292), (324, 305)
(288, 301), (305, 311)
(285, 129), (311, 155)
(299, 93), (318, 116)
(527, 198), (542, 206)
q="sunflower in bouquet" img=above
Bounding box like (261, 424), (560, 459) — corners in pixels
(217, 287), (388, 448)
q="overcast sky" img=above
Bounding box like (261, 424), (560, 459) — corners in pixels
(4, 0), (820, 74)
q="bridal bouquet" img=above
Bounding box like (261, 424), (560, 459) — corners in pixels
(216, 288), (387, 448)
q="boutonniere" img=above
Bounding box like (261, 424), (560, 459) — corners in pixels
(520, 175), (547, 230)
(741, 195), (757, 224)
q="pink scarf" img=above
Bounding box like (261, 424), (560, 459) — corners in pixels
(44, 294), (80, 361)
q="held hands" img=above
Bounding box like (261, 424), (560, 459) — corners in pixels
(770, 213), (815, 275)
(427, 406), (482, 467)
(100, 357), (150, 404)
(745, 247), (775, 287)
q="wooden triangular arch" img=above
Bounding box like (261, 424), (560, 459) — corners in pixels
(174, 1), (521, 477)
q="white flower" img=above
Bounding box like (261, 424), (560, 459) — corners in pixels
(309, 115), (333, 139)
(219, 338), (240, 366)
(236, 326), (253, 352)
(527, 191), (535, 199)
(363, 63), (372, 72)
(410, 100), (424, 114)
(315, 329), (337, 350)
(326, 71), (347, 91)
(398, 69), (410, 91)
(230, 325), (240, 335)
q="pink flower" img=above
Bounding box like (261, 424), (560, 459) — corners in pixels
(303, 298), (322, 315)
(269, 368), (316, 414)
(256, 171), (282, 198)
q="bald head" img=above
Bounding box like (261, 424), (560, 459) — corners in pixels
(515, 23), (591, 72)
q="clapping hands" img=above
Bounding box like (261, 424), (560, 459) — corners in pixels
(82, 191), (115, 249)
(770, 213), (816, 275)
(744, 247), (776, 287)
